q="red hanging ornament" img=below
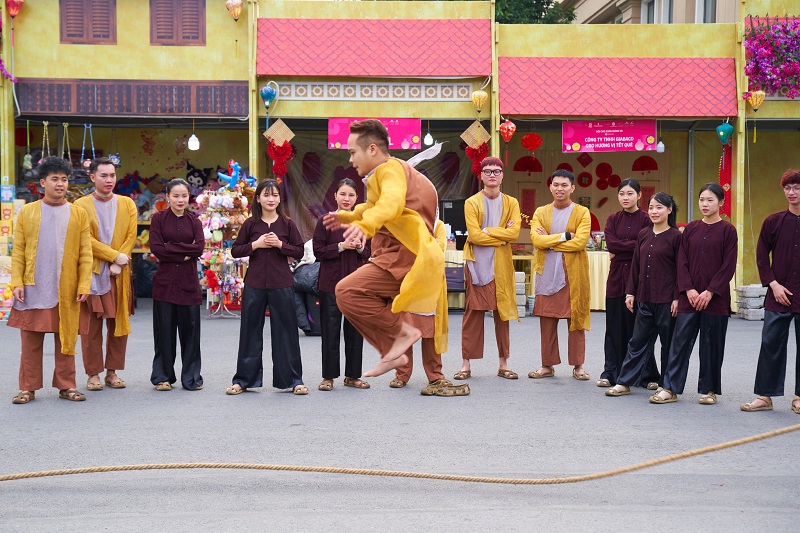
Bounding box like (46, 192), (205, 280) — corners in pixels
(499, 120), (517, 167)
(465, 142), (489, 177)
(520, 133), (542, 152)
(268, 140), (295, 178)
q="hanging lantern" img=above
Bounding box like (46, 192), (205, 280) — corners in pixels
(746, 90), (766, 143)
(499, 120), (516, 167)
(471, 89), (488, 114)
(260, 83), (278, 110)
(716, 122), (734, 146)
(225, 0), (243, 21)
(6, 0), (25, 18)
(521, 133), (543, 152)
(499, 120), (517, 143)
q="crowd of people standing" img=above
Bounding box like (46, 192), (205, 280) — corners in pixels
(7, 121), (800, 415)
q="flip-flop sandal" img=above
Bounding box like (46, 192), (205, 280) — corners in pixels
(344, 377), (371, 389)
(528, 368), (555, 379)
(226, 385), (246, 395)
(605, 386), (630, 397)
(740, 396), (772, 411)
(435, 384), (470, 397)
(86, 379), (104, 391)
(453, 370), (471, 380)
(104, 376), (126, 389)
(497, 369), (519, 379)
(389, 378), (406, 388)
(318, 380), (333, 391)
(11, 391), (35, 404)
(155, 382), (172, 391)
(649, 390), (678, 404)
(293, 385), (309, 395)
(58, 389), (86, 402)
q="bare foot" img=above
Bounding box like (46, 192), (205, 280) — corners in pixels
(364, 354), (410, 377)
(385, 322), (422, 362)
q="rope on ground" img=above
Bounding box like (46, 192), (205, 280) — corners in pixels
(2, 423), (798, 485)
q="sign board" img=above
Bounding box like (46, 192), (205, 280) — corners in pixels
(562, 120), (657, 153)
(328, 118), (421, 150)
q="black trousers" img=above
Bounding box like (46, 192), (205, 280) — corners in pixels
(754, 311), (800, 397)
(617, 302), (674, 388)
(663, 311), (729, 395)
(320, 290), (364, 380)
(232, 285), (303, 390)
(150, 301), (203, 390)
(602, 297), (659, 385)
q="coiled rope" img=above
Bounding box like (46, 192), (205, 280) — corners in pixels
(2, 423), (798, 485)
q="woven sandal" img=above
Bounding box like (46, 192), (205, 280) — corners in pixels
(104, 375), (126, 389)
(58, 389), (86, 402)
(435, 383), (471, 397)
(740, 396), (772, 412)
(420, 378), (452, 396)
(11, 391), (35, 404)
(497, 368), (518, 380)
(453, 370), (471, 380)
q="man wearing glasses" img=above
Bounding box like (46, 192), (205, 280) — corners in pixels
(529, 169), (592, 382)
(741, 169), (800, 415)
(454, 157), (522, 381)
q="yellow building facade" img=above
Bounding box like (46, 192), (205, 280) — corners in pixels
(0, 0), (797, 284)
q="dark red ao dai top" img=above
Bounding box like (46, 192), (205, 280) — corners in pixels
(626, 227), (682, 304)
(604, 209), (652, 298)
(757, 210), (800, 313)
(231, 216), (305, 290)
(312, 219), (370, 294)
(149, 209), (206, 306)
(677, 219), (738, 316)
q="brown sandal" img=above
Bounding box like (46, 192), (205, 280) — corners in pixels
(318, 380), (333, 391)
(344, 377), (370, 389)
(104, 375), (126, 389)
(388, 378), (406, 389)
(58, 389), (86, 402)
(497, 368), (519, 380)
(155, 382), (172, 391)
(226, 384), (245, 395)
(453, 370), (471, 380)
(740, 396), (772, 412)
(12, 391), (35, 404)
(293, 384), (309, 395)
(86, 378), (104, 391)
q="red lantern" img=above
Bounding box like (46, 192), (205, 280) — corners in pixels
(499, 120), (516, 143)
(521, 133), (543, 152)
(6, 0), (24, 18)
(499, 120), (517, 167)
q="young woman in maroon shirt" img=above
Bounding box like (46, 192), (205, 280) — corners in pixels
(598, 178), (657, 389)
(313, 178), (369, 391)
(226, 180), (307, 396)
(653, 183), (737, 405)
(149, 179), (205, 392)
(606, 192), (680, 398)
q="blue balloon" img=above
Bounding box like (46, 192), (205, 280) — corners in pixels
(217, 161), (242, 189)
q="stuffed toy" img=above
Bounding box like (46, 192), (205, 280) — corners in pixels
(186, 162), (212, 196)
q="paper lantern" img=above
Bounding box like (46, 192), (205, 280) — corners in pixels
(225, 0), (243, 21)
(260, 83), (277, 110)
(521, 133), (543, 152)
(499, 120), (517, 143)
(6, 0), (24, 18)
(746, 90), (765, 143)
(471, 90), (488, 113)
(716, 122), (734, 146)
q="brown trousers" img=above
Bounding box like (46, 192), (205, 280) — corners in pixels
(19, 331), (76, 391)
(396, 339), (444, 383)
(461, 269), (510, 360)
(80, 312), (128, 376)
(336, 262), (404, 357)
(535, 283), (585, 366)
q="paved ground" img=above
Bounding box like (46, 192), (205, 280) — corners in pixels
(1, 300), (798, 532)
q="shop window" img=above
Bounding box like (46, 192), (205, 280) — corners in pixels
(150, 0), (206, 46)
(60, 0), (117, 45)
(703, 0), (717, 23)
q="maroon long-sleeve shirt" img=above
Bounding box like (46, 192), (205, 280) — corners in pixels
(312, 218), (369, 294)
(757, 210), (800, 313)
(626, 227), (681, 304)
(677, 219), (738, 316)
(231, 216), (304, 290)
(604, 209), (652, 298)
(149, 209), (205, 306)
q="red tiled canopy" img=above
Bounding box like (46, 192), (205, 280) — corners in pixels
(257, 18), (492, 78)
(499, 57), (738, 117)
